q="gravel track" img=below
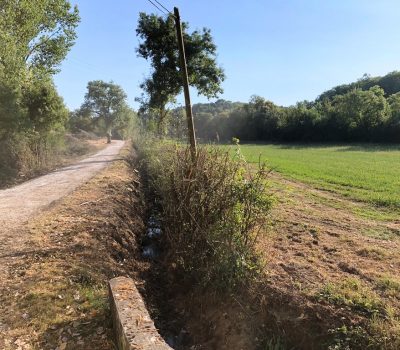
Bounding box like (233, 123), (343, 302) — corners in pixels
(0, 140), (125, 275)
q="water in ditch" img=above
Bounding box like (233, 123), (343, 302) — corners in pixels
(141, 212), (162, 260)
(140, 210), (193, 349)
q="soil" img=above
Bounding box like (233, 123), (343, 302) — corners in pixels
(141, 171), (400, 350)
(0, 140), (136, 349)
(254, 173), (400, 347)
(1, 142), (399, 350)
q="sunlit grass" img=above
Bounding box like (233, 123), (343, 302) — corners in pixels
(224, 143), (400, 210)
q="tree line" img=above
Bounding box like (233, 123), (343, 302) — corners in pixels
(133, 12), (400, 144)
(164, 72), (400, 143)
(0, 0), (136, 184)
(0, 0), (80, 181)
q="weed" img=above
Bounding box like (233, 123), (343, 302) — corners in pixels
(263, 335), (287, 350)
(317, 278), (384, 316)
(139, 141), (273, 289)
(361, 227), (396, 240)
(369, 316), (400, 349)
(71, 267), (97, 286)
(78, 286), (108, 312)
(327, 325), (369, 350)
(357, 247), (386, 260)
(0, 131), (97, 187)
(377, 275), (400, 296)
(328, 319), (400, 349)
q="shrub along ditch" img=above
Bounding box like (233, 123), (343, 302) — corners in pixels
(138, 139), (273, 289)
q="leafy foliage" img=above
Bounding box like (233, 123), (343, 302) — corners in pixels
(136, 12), (225, 134)
(75, 81), (135, 142)
(0, 0), (79, 79)
(317, 71), (400, 102)
(0, 0), (79, 135)
(176, 72), (400, 143)
(22, 78), (69, 132)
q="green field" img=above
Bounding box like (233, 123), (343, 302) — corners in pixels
(229, 144), (400, 209)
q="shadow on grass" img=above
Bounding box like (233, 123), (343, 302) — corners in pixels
(265, 143), (400, 152)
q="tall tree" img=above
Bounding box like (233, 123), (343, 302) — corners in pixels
(331, 86), (389, 140)
(79, 81), (129, 143)
(22, 77), (68, 132)
(136, 12), (225, 134)
(0, 0), (79, 138)
(0, 0), (80, 80)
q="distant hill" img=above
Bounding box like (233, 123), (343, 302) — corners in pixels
(317, 71), (400, 101)
(192, 99), (244, 117)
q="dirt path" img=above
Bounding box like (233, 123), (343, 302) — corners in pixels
(0, 143), (143, 350)
(0, 140), (125, 286)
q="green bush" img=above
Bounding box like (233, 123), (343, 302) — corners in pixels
(140, 141), (273, 289)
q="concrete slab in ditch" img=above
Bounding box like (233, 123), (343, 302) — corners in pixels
(109, 276), (172, 350)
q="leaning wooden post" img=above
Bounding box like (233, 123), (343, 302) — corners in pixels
(174, 6), (197, 162)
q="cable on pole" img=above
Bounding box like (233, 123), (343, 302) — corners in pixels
(146, 0), (169, 16)
(153, 0), (173, 15)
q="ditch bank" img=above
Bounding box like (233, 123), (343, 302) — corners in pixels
(130, 143), (287, 350)
(25, 141), (380, 350)
(127, 141), (395, 350)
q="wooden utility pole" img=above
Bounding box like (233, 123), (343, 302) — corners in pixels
(174, 7), (197, 162)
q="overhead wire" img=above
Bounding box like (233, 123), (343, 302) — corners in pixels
(146, 0), (169, 16)
(153, 0), (173, 16)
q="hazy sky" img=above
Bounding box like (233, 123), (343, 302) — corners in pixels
(54, 0), (400, 110)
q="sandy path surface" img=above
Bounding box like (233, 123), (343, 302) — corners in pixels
(0, 140), (125, 270)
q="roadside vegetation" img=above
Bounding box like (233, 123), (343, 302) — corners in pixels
(0, 1), (136, 187)
(0, 0), (80, 185)
(0, 131), (102, 188)
(138, 139), (272, 289)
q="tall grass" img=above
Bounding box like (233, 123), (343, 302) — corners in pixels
(0, 131), (92, 187)
(139, 140), (273, 289)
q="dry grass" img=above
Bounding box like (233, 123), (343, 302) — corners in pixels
(254, 173), (400, 348)
(139, 142), (272, 289)
(0, 134), (107, 189)
(0, 144), (145, 349)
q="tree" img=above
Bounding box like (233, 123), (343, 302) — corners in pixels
(388, 92), (400, 123)
(242, 96), (282, 140)
(79, 81), (130, 143)
(22, 77), (68, 132)
(136, 12), (225, 134)
(113, 107), (137, 140)
(0, 0), (79, 138)
(0, 0), (80, 80)
(331, 86), (389, 140)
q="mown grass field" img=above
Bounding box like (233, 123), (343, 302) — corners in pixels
(228, 144), (400, 209)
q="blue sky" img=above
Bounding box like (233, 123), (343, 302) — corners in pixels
(54, 0), (400, 110)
